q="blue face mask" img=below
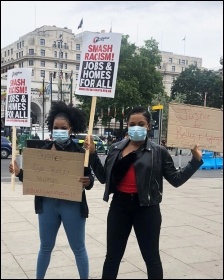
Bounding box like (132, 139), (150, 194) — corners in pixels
(128, 126), (147, 142)
(52, 129), (70, 144)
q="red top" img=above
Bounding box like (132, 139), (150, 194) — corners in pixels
(117, 164), (138, 193)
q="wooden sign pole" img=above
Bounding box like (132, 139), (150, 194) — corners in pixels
(84, 96), (97, 167)
(11, 126), (17, 190)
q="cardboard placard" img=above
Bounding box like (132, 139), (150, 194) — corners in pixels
(76, 32), (122, 98)
(167, 103), (223, 152)
(5, 68), (32, 127)
(23, 148), (84, 202)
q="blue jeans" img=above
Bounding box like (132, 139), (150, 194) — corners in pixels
(36, 197), (88, 279)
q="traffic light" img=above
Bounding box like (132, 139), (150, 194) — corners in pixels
(151, 110), (159, 129)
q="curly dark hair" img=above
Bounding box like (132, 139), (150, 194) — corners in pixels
(127, 106), (151, 124)
(46, 101), (87, 133)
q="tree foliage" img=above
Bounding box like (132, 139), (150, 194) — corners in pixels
(170, 65), (223, 108)
(75, 35), (165, 136)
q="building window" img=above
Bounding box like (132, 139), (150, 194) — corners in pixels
(8, 50), (10, 56)
(22, 41), (24, 47)
(5, 51), (6, 57)
(181, 60), (185, 65)
(76, 73), (79, 80)
(54, 51), (57, 58)
(19, 62), (23, 67)
(172, 66), (175, 72)
(64, 64), (67, 69)
(40, 70), (45, 78)
(60, 63), (63, 69)
(40, 61), (45, 67)
(11, 48), (13, 54)
(53, 41), (56, 47)
(60, 52), (63, 58)
(54, 62), (57, 68)
(21, 51), (23, 57)
(64, 43), (67, 49)
(65, 73), (68, 81)
(65, 53), (68, 59)
(40, 49), (45, 56)
(20, 42), (22, 48)
(17, 43), (19, 49)
(76, 64), (80, 71)
(29, 49), (34, 55)
(169, 58), (172, 63)
(16, 53), (18, 59)
(178, 59), (181, 64)
(40, 39), (45, 46)
(76, 54), (81, 60)
(29, 60), (34, 66)
(76, 44), (80, 51)
(58, 41), (62, 48)
(32, 69), (34, 76)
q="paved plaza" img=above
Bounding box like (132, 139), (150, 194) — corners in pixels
(1, 177), (223, 279)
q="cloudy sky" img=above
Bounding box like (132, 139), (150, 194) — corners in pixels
(1, 1), (223, 69)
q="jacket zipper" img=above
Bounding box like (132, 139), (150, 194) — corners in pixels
(155, 178), (162, 195)
(147, 149), (153, 205)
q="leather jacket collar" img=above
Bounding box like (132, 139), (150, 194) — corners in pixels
(114, 136), (152, 152)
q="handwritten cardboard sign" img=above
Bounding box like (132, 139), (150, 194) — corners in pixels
(167, 103), (223, 152)
(23, 148), (85, 202)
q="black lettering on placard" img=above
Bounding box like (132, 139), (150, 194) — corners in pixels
(6, 94), (28, 119)
(79, 61), (114, 89)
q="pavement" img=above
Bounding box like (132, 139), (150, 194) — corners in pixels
(1, 177), (223, 279)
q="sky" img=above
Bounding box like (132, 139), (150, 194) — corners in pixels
(1, 1), (223, 69)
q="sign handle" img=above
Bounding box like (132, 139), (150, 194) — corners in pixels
(84, 96), (97, 167)
(11, 126), (17, 191)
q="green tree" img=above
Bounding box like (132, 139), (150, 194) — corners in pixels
(170, 65), (223, 108)
(76, 35), (165, 137)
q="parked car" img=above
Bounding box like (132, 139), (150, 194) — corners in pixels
(1, 136), (12, 159)
(71, 133), (108, 154)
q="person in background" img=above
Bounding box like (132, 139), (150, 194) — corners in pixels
(84, 106), (203, 279)
(32, 132), (40, 140)
(124, 131), (129, 139)
(161, 139), (167, 149)
(9, 101), (94, 279)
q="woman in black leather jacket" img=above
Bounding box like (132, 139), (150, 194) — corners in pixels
(9, 101), (94, 279)
(84, 106), (203, 279)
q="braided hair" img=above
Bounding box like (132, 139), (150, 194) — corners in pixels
(46, 101), (87, 133)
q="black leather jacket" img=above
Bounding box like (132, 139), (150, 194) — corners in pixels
(89, 137), (203, 206)
(16, 139), (94, 217)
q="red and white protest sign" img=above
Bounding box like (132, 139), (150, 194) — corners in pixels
(76, 32), (122, 98)
(5, 68), (32, 127)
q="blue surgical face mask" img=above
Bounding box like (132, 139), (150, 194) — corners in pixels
(52, 129), (70, 143)
(128, 126), (147, 142)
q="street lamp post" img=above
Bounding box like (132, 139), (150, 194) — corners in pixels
(50, 73), (53, 105)
(42, 78), (45, 140)
(70, 70), (73, 105)
(204, 92), (207, 107)
(57, 34), (63, 101)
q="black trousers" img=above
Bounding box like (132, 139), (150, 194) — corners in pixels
(102, 192), (163, 279)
